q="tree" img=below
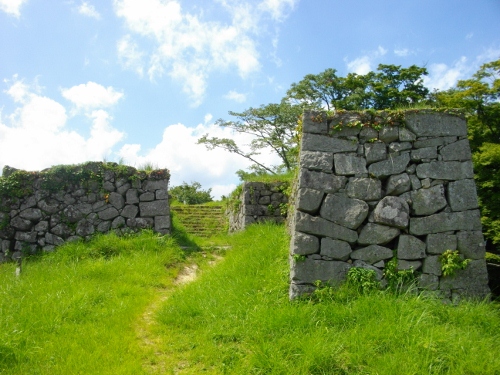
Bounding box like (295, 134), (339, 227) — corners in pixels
(198, 101), (302, 174)
(169, 181), (213, 205)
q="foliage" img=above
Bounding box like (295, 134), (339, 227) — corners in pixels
(169, 181), (213, 205)
(440, 250), (471, 277)
(198, 101), (302, 174)
(346, 267), (380, 294)
(486, 252), (500, 265)
(384, 257), (416, 291)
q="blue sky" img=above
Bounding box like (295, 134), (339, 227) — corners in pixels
(1, 0), (499, 198)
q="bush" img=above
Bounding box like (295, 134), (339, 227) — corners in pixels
(169, 181), (213, 205)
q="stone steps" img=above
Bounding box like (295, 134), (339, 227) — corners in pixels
(170, 205), (226, 237)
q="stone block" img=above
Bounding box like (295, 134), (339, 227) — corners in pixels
(98, 206), (120, 220)
(300, 151), (333, 173)
(418, 273), (439, 290)
(258, 196), (271, 205)
(155, 189), (168, 200)
(439, 259), (490, 297)
(298, 169), (347, 193)
(385, 173), (410, 196)
(411, 185), (447, 216)
(399, 128), (417, 142)
(426, 233), (457, 254)
(373, 196), (409, 229)
(15, 231), (37, 243)
(379, 126), (399, 143)
(19, 208), (42, 221)
(440, 139), (472, 161)
(416, 161), (474, 180)
(97, 221), (111, 233)
(350, 244), (393, 264)
(319, 194), (369, 230)
(154, 215), (171, 234)
(290, 258), (352, 285)
(76, 219), (95, 237)
(456, 231), (485, 260)
(411, 147), (437, 162)
(359, 127), (378, 141)
(139, 192), (155, 202)
(368, 153), (410, 179)
(422, 255), (442, 276)
(352, 260), (384, 280)
(294, 212), (358, 244)
(108, 192), (125, 210)
(409, 175), (421, 190)
(405, 112), (467, 137)
(409, 210), (482, 236)
(301, 133), (358, 153)
(143, 179), (169, 192)
(139, 200), (170, 217)
(296, 188), (324, 214)
(302, 111), (328, 134)
(358, 223), (400, 245)
(121, 204), (139, 219)
(388, 142), (412, 153)
(346, 177), (382, 201)
(320, 238), (352, 261)
(398, 259), (422, 271)
(291, 231), (320, 255)
(397, 235), (426, 260)
(365, 142), (387, 165)
(11, 216), (33, 231)
(334, 154), (367, 175)
(447, 179), (478, 211)
(111, 216), (126, 229)
(414, 136), (457, 149)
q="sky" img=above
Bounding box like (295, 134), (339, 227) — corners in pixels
(1, 0), (499, 199)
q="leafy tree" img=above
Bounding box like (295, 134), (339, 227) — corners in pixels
(198, 101), (302, 174)
(169, 181), (213, 205)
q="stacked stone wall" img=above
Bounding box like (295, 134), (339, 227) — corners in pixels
(289, 110), (490, 300)
(0, 162), (171, 262)
(228, 181), (289, 232)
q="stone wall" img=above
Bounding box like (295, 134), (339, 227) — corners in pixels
(289, 110), (490, 300)
(228, 181), (289, 232)
(0, 162), (171, 262)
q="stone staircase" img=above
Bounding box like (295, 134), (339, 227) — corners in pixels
(170, 205), (227, 237)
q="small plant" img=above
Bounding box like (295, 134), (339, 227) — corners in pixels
(384, 257), (415, 291)
(440, 250), (471, 277)
(347, 267), (380, 294)
(292, 254), (306, 262)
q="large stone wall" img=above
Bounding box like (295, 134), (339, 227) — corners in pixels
(228, 181), (289, 232)
(0, 162), (171, 262)
(289, 110), (490, 300)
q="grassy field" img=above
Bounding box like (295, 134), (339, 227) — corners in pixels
(1, 221), (500, 374)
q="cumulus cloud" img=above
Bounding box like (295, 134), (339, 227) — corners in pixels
(224, 90), (247, 103)
(0, 77), (124, 172)
(61, 82), (124, 111)
(394, 48), (415, 57)
(0, 0), (27, 17)
(78, 1), (100, 19)
(113, 0), (296, 105)
(345, 46), (387, 74)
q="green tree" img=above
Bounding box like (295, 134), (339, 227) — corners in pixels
(169, 181), (213, 205)
(198, 101), (302, 174)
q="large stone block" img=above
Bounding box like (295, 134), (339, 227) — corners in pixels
(301, 133), (358, 153)
(19, 208), (42, 221)
(98, 206), (120, 220)
(139, 200), (170, 217)
(291, 232), (319, 255)
(76, 219), (95, 237)
(409, 210), (482, 235)
(298, 169), (347, 193)
(154, 215), (171, 234)
(296, 188), (324, 214)
(358, 223), (400, 245)
(300, 151), (333, 173)
(334, 154), (367, 175)
(422, 255), (442, 276)
(368, 153), (410, 179)
(121, 204), (139, 219)
(426, 233), (457, 254)
(397, 235), (426, 260)
(143, 179), (169, 192)
(416, 161), (474, 180)
(405, 112), (467, 137)
(440, 139), (472, 161)
(373, 196), (409, 229)
(413, 136), (457, 149)
(439, 259), (490, 298)
(385, 173), (410, 196)
(411, 185), (447, 216)
(302, 111), (328, 134)
(350, 244), (393, 264)
(319, 194), (369, 230)
(320, 238), (352, 261)
(456, 231), (485, 260)
(346, 177), (382, 201)
(108, 192), (125, 210)
(294, 212), (358, 244)
(290, 257), (351, 285)
(365, 142), (387, 165)
(379, 126), (399, 143)
(411, 147), (437, 162)
(447, 179), (479, 211)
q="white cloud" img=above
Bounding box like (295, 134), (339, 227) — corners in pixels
(78, 1), (100, 19)
(113, 0), (294, 105)
(0, 77), (125, 173)
(394, 48), (415, 57)
(224, 90), (247, 103)
(345, 46), (387, 74)
(0, 0), (27, 17)
(61, 82), (124, 111)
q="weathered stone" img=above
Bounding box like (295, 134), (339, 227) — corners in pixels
(300, 151), (333, 173)
(388, 142), (412, 153)
(154, 215), (171, 234)
(352, 260), (384, 280)
(320, 194), (369, 230)
(411, 147), (437, 161)
(62, 205), (85, 223)
(456, 231), (485, 260)
(405, 112), (467, 137)
(439, 259), (490, 298)
(379, 126), (399, 143)
(102, 181), (115, 192)
(368, 153), (410, 179)
(258, 196), (271, 205)
(346, 177), (382, 201)
(447, 179), (478, 212)
(334, 154), (367, 175)
(126, 189), (139, 204)
(98, 206), (120, 220)
(296, 188), (324, 214)
(121, 204), (139, 219)
(385, 173), (410, 196)
(108, 192), (125, 210)
(373, 196), (409, 229)
(350, 245), (393, 264)
(139, 200), (170, 217)
(397, 235), (426, 260)
(440, 139), (472, 161)
(422, 256), (442, 276)
(34, 221), (49, 232)
(409, 210), (482, 235)
(359, 127), (378, 141)
(75, 203), (92, 215)
(45, 232), (64, 246)
(155, 189), (168, 200)
(414, 136), (457, 149)
(19, 195), (36, 210)
(294, 212), (358, 244)
(15, 231), (37, 243)
(320, 238), (352, 261)
(298, 169), (346, 193)
(97, 221), (111, 233)
(19, 208), (42, 221)
(143, 179), (169, 192)
(289, 283), (317, 300)
(411, 185), (447, 216)
(416, 161), (474, 180)
(111, 216), (125, 229)
(38, 199), (59, 214)
(302, 111), (328, 134)
(127, 217), (154, 229)
(290, 257), (352, 285)
(426, 233), (457, 255)
(291, 232), (319, 255)
(364, 142), (387, 165)
(51, 223), (72, 238)
(302, 133), (358, 153)
(357, 223), (400, 245)
(75, 219), (95, 237)
(399, 128), (417, 142)
(409, 175), (421, 190)
(11, 216), (33, 231)
(398, 259), (422, 271)
(139, 192), (155, 202)
(418, 273), (439, 290)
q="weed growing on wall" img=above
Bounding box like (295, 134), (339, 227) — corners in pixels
(440, 250), (471, 277)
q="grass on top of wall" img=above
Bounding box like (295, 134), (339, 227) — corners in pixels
(155, 223), (500, 375)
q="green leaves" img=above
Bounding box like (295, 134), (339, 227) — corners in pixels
(169, 181), (213, 205)
(440, 250), (471, 277)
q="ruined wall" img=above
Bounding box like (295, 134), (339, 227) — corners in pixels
(0, 162), (171, 262)
(228, 181), (289, 232)
(289, 110), (490, 300)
